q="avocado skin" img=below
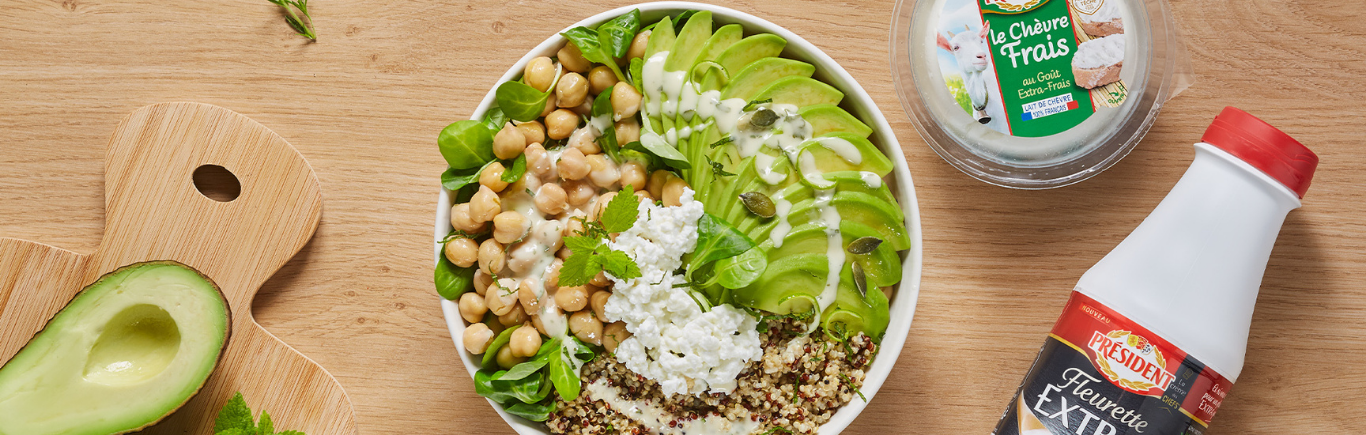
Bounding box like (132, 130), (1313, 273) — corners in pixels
(0, 261), (230, 435)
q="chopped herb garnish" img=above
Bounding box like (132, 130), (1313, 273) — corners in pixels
(838, 373), (867, 402)
(743, 98), (773, 112)
(709, 136), (735, 149)
(708, 156), (736, 178)
(267, 0), (317, 41)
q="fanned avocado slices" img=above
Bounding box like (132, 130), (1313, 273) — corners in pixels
(0, 261), (230, 435)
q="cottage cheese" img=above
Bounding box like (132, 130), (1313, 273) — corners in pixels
(603, 188), (764, 396)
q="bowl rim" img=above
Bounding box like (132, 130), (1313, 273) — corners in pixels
(434, 2), (924, 433)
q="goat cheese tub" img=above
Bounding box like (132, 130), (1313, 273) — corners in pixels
(891, 0), (1194, 188)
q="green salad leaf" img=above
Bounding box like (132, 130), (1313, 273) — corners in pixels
(434, 250), (475, 300)
(438, 120), (495, 170)
(562, 27), (626, 82)
(482, 324), (520, 368)
(472, 338), (596, 422)
(501, 154), (527, 183)
(214, 392), (307, 435)
(629, 57), (644, 93)
(707, 247), (767, 289)
(596, 9), (641, 58)
(637, 131), (691, 170)
(496, 80), (551, 123)
(591, 84), (622, 163)
(687, 213), (758, 279)
(482, 108), (509, 134)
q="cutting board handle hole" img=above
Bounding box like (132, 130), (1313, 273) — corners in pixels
(192, 165), (241, 202)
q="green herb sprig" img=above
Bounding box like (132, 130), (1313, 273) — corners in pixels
(267, 0), (316, 41)
(214, 392), (306, 435)
(559, 188), (643, 287)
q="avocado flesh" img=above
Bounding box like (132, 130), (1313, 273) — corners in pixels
(752, 76), (844, 108)
(0, 261), (229, 435)
(798, 104), (873, 139)
(721, 58), (816, 102)
(739, 191), (910, 252)
(716, 34), (787, 77)
(759, 222), (903, 288)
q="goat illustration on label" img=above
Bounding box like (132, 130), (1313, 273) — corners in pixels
(933, 0), (1129, 136)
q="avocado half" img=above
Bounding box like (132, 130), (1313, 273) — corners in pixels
(0, 261), (230, 435)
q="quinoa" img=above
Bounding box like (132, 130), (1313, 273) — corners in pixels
(547, 319), (878, 435)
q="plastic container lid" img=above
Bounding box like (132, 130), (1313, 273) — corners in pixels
(1202, 107), (1318, 198)
(890, 0), (1194, 189)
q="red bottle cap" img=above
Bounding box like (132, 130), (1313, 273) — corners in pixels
(1201, 107), (1318, 198)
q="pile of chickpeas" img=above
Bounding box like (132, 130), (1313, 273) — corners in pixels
(449, 33), (693, 370)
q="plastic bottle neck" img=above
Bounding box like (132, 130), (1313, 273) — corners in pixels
(1076, 143), (1300, 382)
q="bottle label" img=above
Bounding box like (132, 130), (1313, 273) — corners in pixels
(992, 292), (1232, 435)
(931, 0), (1130, 137)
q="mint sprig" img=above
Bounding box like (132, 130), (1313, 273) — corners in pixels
(559, 188), (643, 287)
(214, 392), (306, 435)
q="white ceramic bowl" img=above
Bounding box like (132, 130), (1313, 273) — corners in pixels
(435, 2), (923, 433)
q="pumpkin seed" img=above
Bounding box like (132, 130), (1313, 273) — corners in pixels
(846, 237), (883, 255)
(750, 108), (779, 128)
(739, 192), (776, 218)
(852, 262), (868, 299)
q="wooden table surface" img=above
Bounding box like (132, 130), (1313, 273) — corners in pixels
(2, 0), (1362, 433)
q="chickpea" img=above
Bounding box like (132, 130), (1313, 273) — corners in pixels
(486, 277), (519, 316)
(588, 66), (618, 95)
(458, 292), (487, 323)
(615, 118), (641, 145)
(541, 93), (558, 118)
(619, 161), (646, 192)
(633, 189), (654, 203)
(663, 175), (689, 207)
(586, 154), (621, 188)
(507, 243), (537, 275)
(496, 345), (525, 369)
(473, 269), (493, 296)
(498, 304), (528, 327)
(627, 31), (651, 60)
(563, 212), (587, 236)
(603, 322), (631, 353)
(493, 211), (528, 244)
(530, 313), (548, 335)
(592, 191), (618, 221)
(571, 99), (594, 117)
(469, 185), (502, 223)
(569, 310), (604, 345)
(493, 123), (527, 160)
(479, 161), (510, 192)
(525, 143), (553, 180)
(557, 246), (573, 260)
(535, 183), (569, 215)
(555, 285), (589, 312)
(517, 279), (541, 312)
(591, 271), (612, 287)
(463, 322), (495, 354)
(557, 43), (592, 73)
(545, 109), (579, 140)
(478, 239), (506, 275)
(590, 289), (611, 321)
(510, 323), (543, 358)
(444, 237), (479, 268)
(515, 121), (546, 147)
(556, 72), (590, 108)
(612, 83), (642, 121)
(544, 259), (563, 290)
(450, 203), (487, 234)
(569, 127), (600, 155)
(557, 147), (591, 181)
(524, 56), (557, 92)
(647, 169), (670, 199)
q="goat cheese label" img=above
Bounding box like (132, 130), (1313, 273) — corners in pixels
(991, 292), (1233, 435)
(933, 0), (1130, 137)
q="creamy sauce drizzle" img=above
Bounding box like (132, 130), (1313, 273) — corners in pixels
(585, 379), (761, 435)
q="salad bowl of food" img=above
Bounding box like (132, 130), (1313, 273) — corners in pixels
(433, 3), (923, 433)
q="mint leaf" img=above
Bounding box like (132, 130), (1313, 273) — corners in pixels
(257, 411), (274, 435)
(214, 393), (254, 433)
(559, 246), (597, 287)
(600, 188), (641, 233)
(600, 249), (641, 281)
(563, 235), (602, 254)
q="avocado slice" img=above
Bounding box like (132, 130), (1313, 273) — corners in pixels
(729, 171), (895, 225)
(694, 24), (744, 91)
(717, 34), (788, 78)
(0, 261), (230, 435)
(798, 104), (873, 138)
(720, 58), (817, 101)
(733, 253), (824, 315)
(752, 76), (844, 108)
(744, 191), (910, 252)
(665, 11), (713, 73)
(760, 222), (902, 287)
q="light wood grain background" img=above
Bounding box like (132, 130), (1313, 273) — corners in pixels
(1, 0), (1362, 433)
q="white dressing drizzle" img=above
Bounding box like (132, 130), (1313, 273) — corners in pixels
(769, 190), (794, 248)
(814, 136), (863, 165)
(860, 171), (883, 188)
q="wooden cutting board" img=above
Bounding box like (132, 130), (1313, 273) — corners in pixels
(0, 102), (357, 434)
